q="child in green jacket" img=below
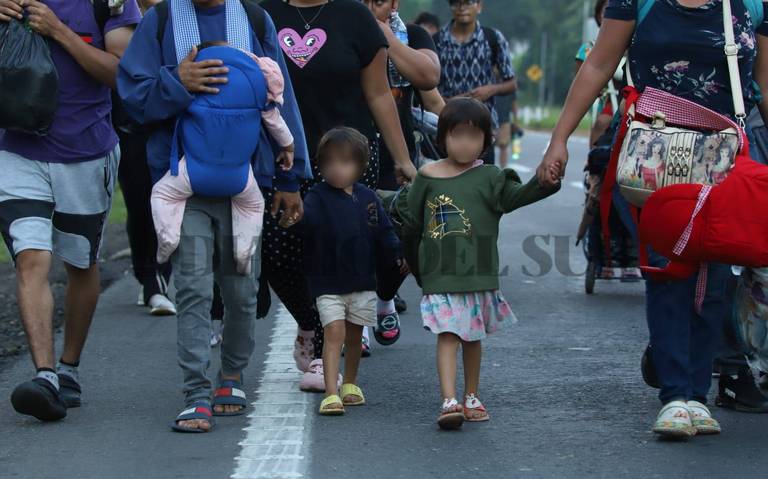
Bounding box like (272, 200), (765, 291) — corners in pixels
(397, 98), (560, 430)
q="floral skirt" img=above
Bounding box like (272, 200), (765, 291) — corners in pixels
(420, 290), (517, 342)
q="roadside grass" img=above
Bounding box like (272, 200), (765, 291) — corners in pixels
(109, 185), (128, 225)
(0, 186), (127, 263)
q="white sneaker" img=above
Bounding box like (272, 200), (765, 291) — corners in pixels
(137, 287), (145, 307)
(652, 400), (696, 438)
(148, 294), (177, 316)
(621, 267), (642, 282)
(688, 401), (721, 435)
(210, 320), (223, 348)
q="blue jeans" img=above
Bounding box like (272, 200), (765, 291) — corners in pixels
(747, 123), (767, 164)
(612, 172), (731, 405)
(646, 256), (731, 404)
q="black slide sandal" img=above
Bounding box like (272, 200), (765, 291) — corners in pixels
(171, 402), (215, 433)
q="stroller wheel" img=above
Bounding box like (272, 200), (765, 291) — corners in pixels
(585, 262), (596, 295)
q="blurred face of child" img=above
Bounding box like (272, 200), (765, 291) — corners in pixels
(445, 123), (486, 165)
(320, 145), (363, 190)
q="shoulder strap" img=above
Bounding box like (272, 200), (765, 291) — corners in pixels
(155, 1), (169, 46)
(481, 26), (500, 67)
(724, 0), (747, 122)
(154, 0), (265, 51)
(241, 0), (267, 44)
(91, 0), (111, 36)
(637, 0), (654, 25)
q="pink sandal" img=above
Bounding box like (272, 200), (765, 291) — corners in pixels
(464, 394), (490, 422)
(438, 398), (464, 430)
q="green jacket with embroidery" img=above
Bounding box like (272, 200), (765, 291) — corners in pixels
(396, 165), (558, 295)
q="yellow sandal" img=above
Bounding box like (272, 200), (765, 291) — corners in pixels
(340, 383), (366, 406)
(319, 395), (345, 416)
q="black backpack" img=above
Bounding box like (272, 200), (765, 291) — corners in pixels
(91, 0), (112, 36)
(481, 26), (501, 69)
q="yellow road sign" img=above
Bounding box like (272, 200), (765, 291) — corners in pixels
(526, 64), (543, 82)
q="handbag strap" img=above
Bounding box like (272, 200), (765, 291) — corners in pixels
(673, 185), (713, 256)
(627, 0), (746, 125)
(635, 87), (741, 133)
(723, 0), (747, 125)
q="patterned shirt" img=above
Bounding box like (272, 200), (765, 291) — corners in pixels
(434, 21), (515, 127)
(605, 0), (768, 117)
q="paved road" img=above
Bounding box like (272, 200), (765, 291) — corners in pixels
(1, 132), (766, 479)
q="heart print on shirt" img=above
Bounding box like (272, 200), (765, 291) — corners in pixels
(278, 28), (327, 69)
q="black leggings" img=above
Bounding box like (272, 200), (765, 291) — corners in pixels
(260, 142), (381, 359)
(116, 129), (172, 302)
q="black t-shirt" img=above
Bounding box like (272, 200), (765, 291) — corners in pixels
(378, 23), (436, 190)
(261, 0), (388, 160)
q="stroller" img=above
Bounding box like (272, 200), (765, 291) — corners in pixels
(411, 106), (441, 165)
(576, 119), (641, 295)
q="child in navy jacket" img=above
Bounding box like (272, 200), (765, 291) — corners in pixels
(286, 127), (404, 415)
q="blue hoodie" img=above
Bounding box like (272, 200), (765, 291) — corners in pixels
(298, 182), (402, 299)
(116, 5), (311, 191)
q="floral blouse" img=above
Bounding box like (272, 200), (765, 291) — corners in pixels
(605, 0), (768, 117)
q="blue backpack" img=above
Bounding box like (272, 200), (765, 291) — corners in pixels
(637, 0), (764, 25)
(170, 46), (268, 197)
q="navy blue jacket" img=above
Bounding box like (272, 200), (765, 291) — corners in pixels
(299, 182), (401, 299)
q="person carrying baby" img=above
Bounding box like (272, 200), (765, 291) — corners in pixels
(151, 41), (294, 276)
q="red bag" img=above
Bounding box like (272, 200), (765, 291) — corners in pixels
(638, 135), (768, 282)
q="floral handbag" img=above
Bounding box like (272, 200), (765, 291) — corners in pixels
(615, 0), (746, 207)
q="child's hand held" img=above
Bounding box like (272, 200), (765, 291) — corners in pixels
(277, 143), (295, 171)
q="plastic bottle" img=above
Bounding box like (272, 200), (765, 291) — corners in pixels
(388, 12), (410, 88)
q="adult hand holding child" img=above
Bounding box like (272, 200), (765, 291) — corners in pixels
(178, 45), (229, 94)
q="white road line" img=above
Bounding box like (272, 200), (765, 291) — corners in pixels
(569, 181), (584, 189)
(232, 305), (311, 479)
(511, 164), (533, 173)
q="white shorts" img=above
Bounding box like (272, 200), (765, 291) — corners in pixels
(316, 291), (377, 328)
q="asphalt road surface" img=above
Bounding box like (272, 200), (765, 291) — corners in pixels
(1, 132), (766, 479)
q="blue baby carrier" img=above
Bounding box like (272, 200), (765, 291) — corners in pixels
(170, 46), (268, 197)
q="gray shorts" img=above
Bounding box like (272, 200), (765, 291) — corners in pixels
(0, 147), (120, 268)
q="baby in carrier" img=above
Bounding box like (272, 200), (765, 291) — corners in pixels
(151, 42), (294, 275)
